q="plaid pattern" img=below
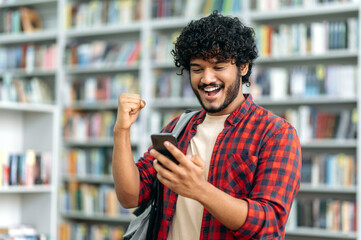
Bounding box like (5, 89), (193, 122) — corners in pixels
(136, 94), (301, 239)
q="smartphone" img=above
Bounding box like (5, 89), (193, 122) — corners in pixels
(151, 133), (179, 164)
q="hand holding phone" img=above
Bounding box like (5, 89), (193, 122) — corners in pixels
(151, 133), (179, 164)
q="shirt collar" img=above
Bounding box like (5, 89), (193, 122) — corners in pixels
(226, 93), (253, 126)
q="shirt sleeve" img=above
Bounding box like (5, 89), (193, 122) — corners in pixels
(235, 125), (301, 239)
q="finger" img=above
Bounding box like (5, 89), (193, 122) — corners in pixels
(153, 158), (175, 183)
(118, 97), (144, 114)
(156, 172), (173, 189)
(189, 155), (205, 169)
(119, 93), (141, 100)
(164, 141), (187, 165)
(150, 149), (178, 172)
(118, 94), (144, 106)
(140, 99), (146, 109)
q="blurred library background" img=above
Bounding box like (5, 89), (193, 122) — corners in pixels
(0, 0), (359, 239)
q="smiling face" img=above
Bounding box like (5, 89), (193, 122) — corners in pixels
(190, 58), (249, 116)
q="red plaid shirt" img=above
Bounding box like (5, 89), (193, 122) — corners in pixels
(136, 94), (301, 239)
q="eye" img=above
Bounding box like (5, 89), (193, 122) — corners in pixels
(214, 66), (225, 70)
(191, 68), (202, 73)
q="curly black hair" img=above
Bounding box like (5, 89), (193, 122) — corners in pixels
(172, 11), (258, 85)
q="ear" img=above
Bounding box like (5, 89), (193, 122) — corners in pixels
(239, 63), (249, 76)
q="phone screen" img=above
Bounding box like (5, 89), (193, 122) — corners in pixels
(151, 133), (179, 164)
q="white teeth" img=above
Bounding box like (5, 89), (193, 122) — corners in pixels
(204, 87), (220, 92)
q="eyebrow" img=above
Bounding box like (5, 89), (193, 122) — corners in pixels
(190, 60), (227, 66)
(190, 63), (200, 67)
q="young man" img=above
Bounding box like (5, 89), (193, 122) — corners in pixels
(113, 11), (301, 239)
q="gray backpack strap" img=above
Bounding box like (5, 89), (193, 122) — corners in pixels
(172, 110), (198, 138)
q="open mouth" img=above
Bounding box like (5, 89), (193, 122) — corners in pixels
(204, 86), (221, 97)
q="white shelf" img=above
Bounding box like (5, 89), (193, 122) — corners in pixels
(64, 138), (114, 147)
(64, 138), (139, 148)
(151, 61), (176, 69)
(0, 69), (56, 77)
(257, 49), (358, 64)
(63, 175), (113, 184)
(65, 23), (142, 38)
(151, 98), (200, 109)
(249, 2), (359, 21)
(0, 185), (53, 194)
(64, 65), (140, 74)
(300, 184), (356, 195)
(301, 139), (357, 149)
(0, 0), (56, 8)
(254, 97), (357, 106)
(286, 227), (356, 239)
(0, 102), (56, 113)
(66, 100), (118, 110)
(0, 30), (57, 44)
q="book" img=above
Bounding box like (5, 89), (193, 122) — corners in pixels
(25, 150), (36, 186)
(0, 150), (8, 187)
(9, 154), (18, 185)
(20, 7), (43, 33)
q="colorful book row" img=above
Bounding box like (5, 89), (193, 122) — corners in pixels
(0, 75), (53, 104)
(281, 107), (357, 142)
(251, 64), (357, 100)
(0, 150), (51, 187)
(65, 41), (141, 67)
(63, 109), (142, 144)
(63, 148), (112, 177)
(255, 18), (358, 57)
(66, 73), (138, 104)
(2, 7), (44, 34)
(59, 182), (130, 217)
(290, 198), (357, 232)
(0, 44), (57, 72)
(65, 0), (142, 29)
(301, 153), (356, 187)
(63, 110), (116, 141)
(58, 222), (125, 240)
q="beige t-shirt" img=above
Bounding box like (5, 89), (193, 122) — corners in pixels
(167, 113), (229, 240)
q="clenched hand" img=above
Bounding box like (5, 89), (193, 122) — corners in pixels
(114, 93), (146, 132)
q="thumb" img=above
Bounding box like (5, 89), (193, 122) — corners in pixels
(140, 100), (146, 109)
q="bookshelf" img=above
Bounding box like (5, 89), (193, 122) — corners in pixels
(60, 0), (360, 239)
(247, 1), (360, 240)
(57, 0), (143, 238)
(0, 0), (60, 239)
(145, 1), (361, 240)
(1, 0), (360, 239)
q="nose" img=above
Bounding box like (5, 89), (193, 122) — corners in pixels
(201, 68), (216, 85)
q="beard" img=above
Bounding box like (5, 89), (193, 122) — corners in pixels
(192, 70), (241, 114)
